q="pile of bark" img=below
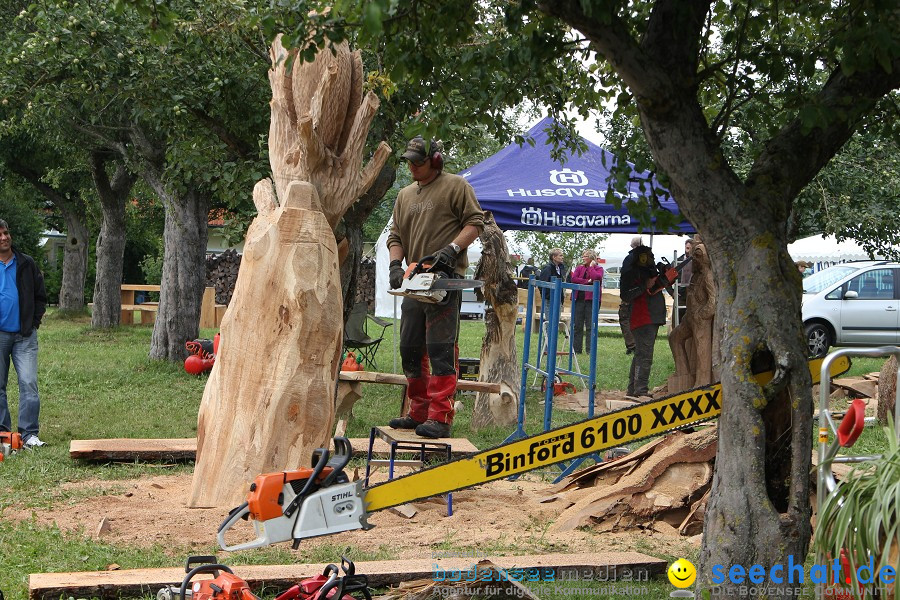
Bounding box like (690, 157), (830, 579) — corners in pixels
(356, 257), (376, 311)
(206, 249), (242, 305)
(814, 365), (896, 422)
(543, 427), (718, 537)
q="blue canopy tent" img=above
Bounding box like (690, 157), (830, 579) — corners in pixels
(459, 117), (694, 234)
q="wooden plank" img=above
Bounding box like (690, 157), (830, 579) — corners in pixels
(338, 371), (501, 393)
(120, 305), (159, 312)
(30, 552), (667, 600)
(120, 284), (162, 292)
(69, 439), (197, 461)
(70, 437), (479, 460)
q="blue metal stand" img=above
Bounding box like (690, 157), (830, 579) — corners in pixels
(505, 276), (603, 482)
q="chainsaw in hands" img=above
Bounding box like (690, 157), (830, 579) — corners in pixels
(388, 256), (483, 304)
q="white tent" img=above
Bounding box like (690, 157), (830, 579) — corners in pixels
(788, 234), (895, 272)
(597, 233), (692, 271)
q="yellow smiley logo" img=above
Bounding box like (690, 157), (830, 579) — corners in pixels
(667, 558), (697, 588)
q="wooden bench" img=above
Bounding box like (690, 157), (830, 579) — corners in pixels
(112, 285), (226, 328)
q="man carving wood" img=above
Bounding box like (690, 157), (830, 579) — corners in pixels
(386, 136), (484, 438)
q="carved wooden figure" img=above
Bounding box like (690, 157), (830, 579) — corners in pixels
(668, 236), (716, 393)
(471, 212), (519, 428)
(189, 36), (390, 507)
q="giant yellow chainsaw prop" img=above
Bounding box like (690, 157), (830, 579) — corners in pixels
(218, 357), (849, 551)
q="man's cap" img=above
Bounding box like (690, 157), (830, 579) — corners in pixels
(796, 260), (811, 268)
(630, 236), (643, 248)
(401, 136), (428, 162)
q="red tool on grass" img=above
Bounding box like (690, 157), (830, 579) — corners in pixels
(0, 431), (23, 461)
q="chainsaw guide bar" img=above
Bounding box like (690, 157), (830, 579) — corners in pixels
(218, 356), (849, 551)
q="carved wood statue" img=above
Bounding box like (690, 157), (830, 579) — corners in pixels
(471, 212), (519, 428)
(668, 235), (717, 394)
(189, 36), (390, 507)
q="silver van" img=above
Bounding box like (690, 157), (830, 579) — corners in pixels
(802, 261), (899, 357)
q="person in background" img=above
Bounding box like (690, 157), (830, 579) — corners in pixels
(538, 248), (570, 309)
(569, 249), (604, 354)
(620, 240), (666, 400)
(796, 261), (812, 278)
(0, 218), (48, 448)
(386, 136), (484, 439)
(517, 258), (539, 289)
(673, 237), (695, 323)
(617, 236), (644, 355)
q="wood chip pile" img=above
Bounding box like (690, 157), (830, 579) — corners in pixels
(545, 427), (718, 537)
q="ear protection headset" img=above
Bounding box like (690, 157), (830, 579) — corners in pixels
(426, 138), (443, 171)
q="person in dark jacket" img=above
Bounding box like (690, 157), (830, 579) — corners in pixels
(0, 219), (48, 447)
(619, 242), (666, 400)
(538, 248), (570, 307)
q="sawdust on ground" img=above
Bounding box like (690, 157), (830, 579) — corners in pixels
(5, 470), (700, 561)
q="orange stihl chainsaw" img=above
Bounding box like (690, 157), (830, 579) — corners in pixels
(217, 357), (850, 551)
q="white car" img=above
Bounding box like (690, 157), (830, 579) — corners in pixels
(802, 261), (900, 357)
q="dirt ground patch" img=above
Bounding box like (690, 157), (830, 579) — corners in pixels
(6, 469), (700, 561)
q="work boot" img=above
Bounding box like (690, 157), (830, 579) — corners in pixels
(389, 415), (423, 430)
(415, 420), (451, 439)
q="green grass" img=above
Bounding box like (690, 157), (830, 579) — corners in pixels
(0, 311), (893, 600)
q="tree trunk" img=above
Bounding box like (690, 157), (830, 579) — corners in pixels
(339, 163), (396, 323)
(57, 197), (89, 311)
(635, 94), (814, 598)
(149, 187), (209, 361)
(472, 212), (519, 429)
(189, 35), (390, 507)
(90, 153), (136, 328)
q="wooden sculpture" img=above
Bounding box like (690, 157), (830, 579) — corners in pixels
(668, 236), (717, 394)
(471, 212), (519, 428)
(189, 36), (390, 507)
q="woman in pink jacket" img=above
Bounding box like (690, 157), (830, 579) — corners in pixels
(570, 250), (604, 354)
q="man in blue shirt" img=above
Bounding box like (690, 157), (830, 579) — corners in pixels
(0, 219), (48, 447)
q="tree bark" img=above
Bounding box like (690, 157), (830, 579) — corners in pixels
(124, 124), (210, 362)
(56, 196), (89, 311)
(472, 212), (519, 429)
(339, 163), (396, 323)
(148, 184), (209, 361)
(90, 152), (137, 328)
(189, 35), (390, 507)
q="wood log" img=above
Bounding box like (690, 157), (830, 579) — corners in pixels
(190, 182), (343, 507)
(189, 34), (390, 507)
(471, 212), (519, 429)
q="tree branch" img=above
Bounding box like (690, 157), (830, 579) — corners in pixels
(642, 0), (712, 83)
(187, 106), (255, 158)
(746, 55), (900, 206)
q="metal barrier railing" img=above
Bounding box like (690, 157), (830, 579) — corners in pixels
(815, 346), (900, 599)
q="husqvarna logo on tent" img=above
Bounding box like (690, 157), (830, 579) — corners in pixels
(549, 168), (588, 186)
